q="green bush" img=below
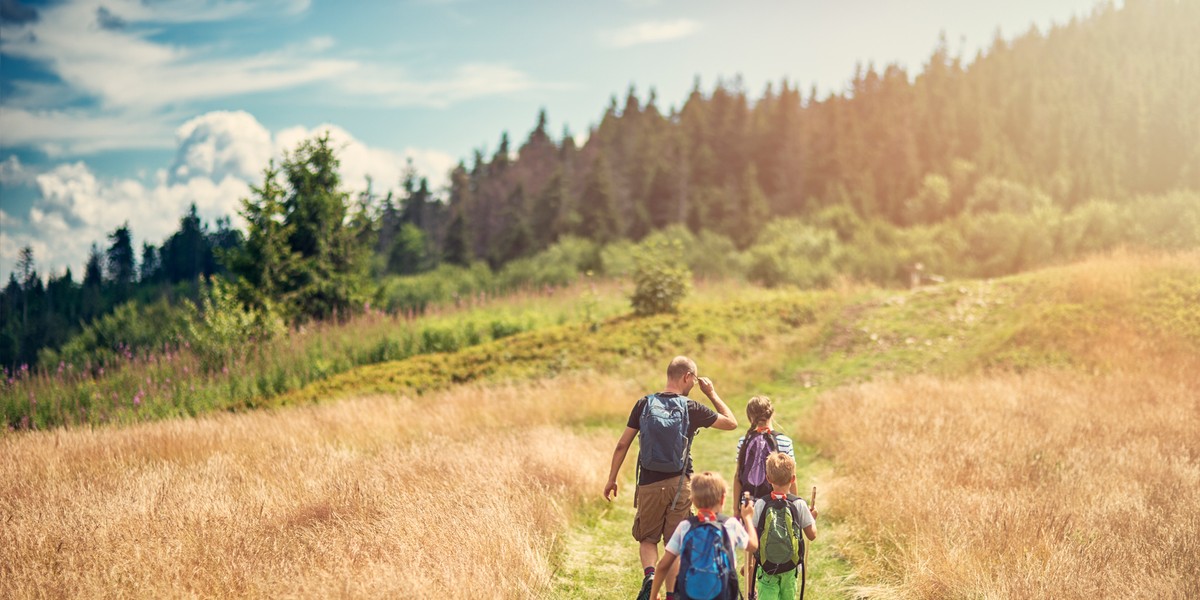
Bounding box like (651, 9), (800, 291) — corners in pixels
(1130, 190), (1200, 250)
(496, 236), (598, 289)
(966, 177), (1053, 214)
(962, 208), (1061, 277)
(1057, 200), (1125, 257)
(600, 239), (639, 277)
(904, 173), (953, 225)
(42, 298), (192, 367)
(186, 278), (285, 370)
(378, 263), (495, 313)
(630, 239), (692, 316)
(745, 219), (843, 288)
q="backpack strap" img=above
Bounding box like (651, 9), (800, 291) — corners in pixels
(669, 428), (695, 511)
(633, 393), (653, 505)
(783, 494), (804, 525)
(785, 494), (807, 563)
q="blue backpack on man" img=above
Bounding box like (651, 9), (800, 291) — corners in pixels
(637, 393), (692, 509)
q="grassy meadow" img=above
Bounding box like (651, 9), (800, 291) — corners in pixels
(2, 251), (1198, 599)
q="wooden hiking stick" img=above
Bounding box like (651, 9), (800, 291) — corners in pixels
(742, 492), (756, 600)
(800, 486), (816, 600)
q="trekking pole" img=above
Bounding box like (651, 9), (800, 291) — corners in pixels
(800, 486), (816, 600)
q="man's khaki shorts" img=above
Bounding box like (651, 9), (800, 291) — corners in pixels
(632, 475), (692, 543)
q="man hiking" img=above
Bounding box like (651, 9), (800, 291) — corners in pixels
(604, 356), (738, 600)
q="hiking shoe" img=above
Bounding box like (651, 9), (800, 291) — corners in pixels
(635, 573), (653, 600)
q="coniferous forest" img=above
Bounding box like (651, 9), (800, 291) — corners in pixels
(3, 0), (1199, 370)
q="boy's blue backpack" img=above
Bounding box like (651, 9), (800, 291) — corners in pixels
(755, 494), (805, 576)
(637, 393), (690, 473)
(736, 429), (779, 499)
(677, 516), (738, 600)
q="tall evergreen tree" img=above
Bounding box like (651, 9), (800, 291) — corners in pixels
(225, 161), (297, 316)
(105, 224), (136, 299)
(279, 134), (368, 321)
(578, 153), (621, 243)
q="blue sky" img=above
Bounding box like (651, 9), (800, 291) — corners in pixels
(0, 0), (1108, 278)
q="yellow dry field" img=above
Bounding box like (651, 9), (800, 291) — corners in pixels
(805, 350), (1200, 599)
(1, 374), (636, 599)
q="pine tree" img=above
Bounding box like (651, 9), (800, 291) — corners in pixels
(578, 154), (621, 244)
(280, 133), (368, 321)
(105, 224), (136, 301)
(225, 160), (297, 317)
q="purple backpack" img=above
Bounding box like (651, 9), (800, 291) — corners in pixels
(737, 429), (779, 499)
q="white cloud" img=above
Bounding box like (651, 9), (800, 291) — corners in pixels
(337, 63), (541, 108)
(599, 18), (702, 48)
(11, 159), (252, 277)
(275, 123), (456, 191)
(0, 107), (176, 156)
(0, 0), (546, 154)
(3, 111), (457, 277)
(170, 111), (274, 183)
(0, 0), (349, 156)
(0, 156), (40, 187)
(0, 0), (354, 113)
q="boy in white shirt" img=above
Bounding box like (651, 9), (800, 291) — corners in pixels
(750, 452), (818, 600)
(650, 471), (758, 600)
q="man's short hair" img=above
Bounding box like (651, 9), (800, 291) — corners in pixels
(667, 356), (696, 381)
(691, 471), (726, 510)
(766, 452), (796, 487)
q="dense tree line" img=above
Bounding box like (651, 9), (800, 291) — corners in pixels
(3, 0), (1198, 369)
(1, 208), (240, 368)
(441, 0), (1198, 266)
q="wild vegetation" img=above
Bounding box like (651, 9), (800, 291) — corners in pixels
(4, 251), (1195, 599)
(2, 1), (1199, 597)
(4, 0), (1199, 377)
(1, 282), (630, 430)
(0, 374), (635, 599)
(801, 253), (1200, 599)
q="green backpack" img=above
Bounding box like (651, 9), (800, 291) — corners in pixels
(756, 494), (804, 575)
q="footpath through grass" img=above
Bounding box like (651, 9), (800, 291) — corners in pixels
(549, 251), (1200, 599)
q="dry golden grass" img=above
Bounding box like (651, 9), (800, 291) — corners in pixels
(804, 348), (1200, 599)
(0, 373), (639, 599)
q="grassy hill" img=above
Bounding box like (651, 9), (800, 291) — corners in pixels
(2, 251), (1197, 599)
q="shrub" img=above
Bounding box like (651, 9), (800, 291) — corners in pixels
(904, 174), (953, 225)
(186, 277), (285, 370)
(42, 298), (191, 367)
(1057, 200), (1125, 257)
(600, 239), (639, 277)
(630, 239), (692, 316)
(966, 177), (1053, 214)
(378, 263), (495, 313)
(745, 219), (843, 288)
(1129, 190), (1200, 250)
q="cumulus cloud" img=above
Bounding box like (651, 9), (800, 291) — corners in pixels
(599, 18), (702, 48)
(170, 111), (274, 184)
(0, 155), (39, 187)
(3, 110), (457, 277)
(23, 160), (252, 272)
(274, 123), (456, 191)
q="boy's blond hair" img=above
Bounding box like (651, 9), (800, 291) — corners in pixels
(746, 396), (774, 427)
(691, 471), (727, 510)
(765, 452), (796, 487)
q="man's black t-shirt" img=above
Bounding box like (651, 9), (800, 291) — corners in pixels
(627, 392), (719, 486)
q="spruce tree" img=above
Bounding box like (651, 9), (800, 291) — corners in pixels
(578, 154), (621, 244)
